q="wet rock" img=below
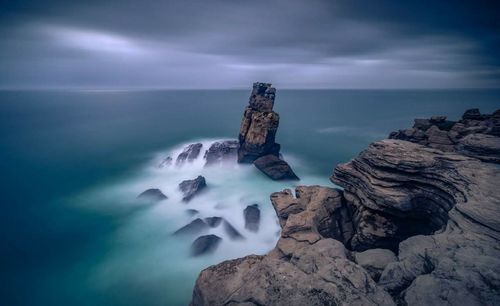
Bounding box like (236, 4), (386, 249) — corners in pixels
(179, 176), (206, 202)
(223, 221), (244, 240)
(186, 209), (199, 216)
(204, 217), (223, 227)
(253, 154), (299, 180)
(190, 235), (222, 256)
(137, 188), (167, 202)
(176, 143), (202, 165)
(243, 204), (260, 232)
(158, 156), (173, 168)
(204, 140), (239, 166)
(354, 248), (397, 281)
(173, 218), (208, 236)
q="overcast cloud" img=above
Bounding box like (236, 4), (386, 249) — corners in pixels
(0, 0), (499, 89)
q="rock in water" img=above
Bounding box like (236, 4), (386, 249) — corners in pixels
(173, 218), (209, 236)
(185, 209), (199, 216)
(204, 140), (239, 166)
(204, 217), (223, 227)
(179, 176), (206, 202)
(243, 204), (260, 232)
(223, 221), (244, 240)
(238, 82), (281, 163)
(176, 143), (203, 165)
(254, 154), (299, 180)
(158, 156), (173, 168)
(190, 235), (222, 256)
(137, 188), (167, 202)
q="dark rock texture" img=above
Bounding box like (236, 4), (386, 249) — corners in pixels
(137, 188), (167, 202)
(179, 176), (206, 202)
(238, 82), (281, 163)
(190, 109), (500, 306)
(204, 140), (239, 166)
(389, 108), (500, 161)
(158, 156), (173, 168)
(223, 221), (244, 240)
(204, 217), (223, 227)
(190, 235), (222, 256)
(173, 218), (209, 236)
(243, 204), (260, 232)
(254, 154), (299, 180)
(176, 143), (203, 165)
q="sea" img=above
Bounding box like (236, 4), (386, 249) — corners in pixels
(1, 89), (499, 306)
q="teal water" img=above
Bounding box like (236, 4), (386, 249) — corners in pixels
(1, 89), (499, 305)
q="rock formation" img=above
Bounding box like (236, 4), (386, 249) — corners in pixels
(137, 188), (167, 202)
(176, 143), (203, 165)
(191, 235), (222, 256)
(237, 82), (298, 180)
(191, 109), (500, 306)
(179, 176), (207, 202)
(243, 204), (260, 232)
(204, 140), (239, 166)
(173, 218), (209, 236)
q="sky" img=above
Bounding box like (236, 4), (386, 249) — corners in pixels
(0, 0), (499, 89)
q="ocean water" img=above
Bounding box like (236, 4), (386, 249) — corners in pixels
(1, 89), (499, 306)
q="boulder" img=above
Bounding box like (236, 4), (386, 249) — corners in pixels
(204, 140), (239, 166)
(354, 248), (397, 281)
(137, 188), (167, 202)
(179, 176), (206, 202)
(173, 218), (209, 236)
(176, 143), (203, 165)
(243, 204), (260, 232)
(253, 154), (299, 180)
(190, 235), (222, 256)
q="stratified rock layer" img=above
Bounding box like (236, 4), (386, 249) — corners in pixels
(238, 82), (280, 163)
(191, 109), (500, 306)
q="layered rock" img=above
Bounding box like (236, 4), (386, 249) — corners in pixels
(238, 82), (280, 163)
(389, 108), (500, 161)
(191, 186), (393, 306)
(237, 82), (299, 180)
(191, 109), (500, 306)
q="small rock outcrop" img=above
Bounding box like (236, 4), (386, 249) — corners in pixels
(186, 209), (199, 216)
(179, 176), (207, 202)
(173, 218), (209, 236)
(204, 140), (239, 166)
(389, 108), (500, 161)
(190, 235), (222, 256)
(137, 188), (167, 202)
(223, 221), (244, 240)
(176, 143), (203, 165)
(254, 154), (299, 180)
(243, 204), (260, 232)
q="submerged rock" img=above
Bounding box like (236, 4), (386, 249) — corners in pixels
(158, 156), (173, 168)
(254, 154), (299, 180)
(137, 188), (167, 202)
(176, 143), (203, 165)
(173, 218), (208, 236)
(190, 235), (222, 256)
(185, 209), (199, 216)
(179, 176), (206, 202)
(204, 140), (239, 166)
(223, 221), (244, 240)
(204, 217), (223, 227)
(243, 204), (260, 232)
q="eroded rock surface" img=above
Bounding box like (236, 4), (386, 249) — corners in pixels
(254, 154), (299, 180)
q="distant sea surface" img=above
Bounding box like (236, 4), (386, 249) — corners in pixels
(1, 89), (499, 306)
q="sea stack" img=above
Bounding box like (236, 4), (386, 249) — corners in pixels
(238, 82), (299, 180)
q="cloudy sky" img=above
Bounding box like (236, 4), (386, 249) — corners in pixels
(1, 0), (499, 89)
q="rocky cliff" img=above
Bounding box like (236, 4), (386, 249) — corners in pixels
(191, 109), (500, 306)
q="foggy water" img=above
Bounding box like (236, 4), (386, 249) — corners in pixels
(1, 89), (499, 305)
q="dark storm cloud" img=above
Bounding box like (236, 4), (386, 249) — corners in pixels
(0, 0), (499, 88)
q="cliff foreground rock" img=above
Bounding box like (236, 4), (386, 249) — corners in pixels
(191, 109), (500, 306)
